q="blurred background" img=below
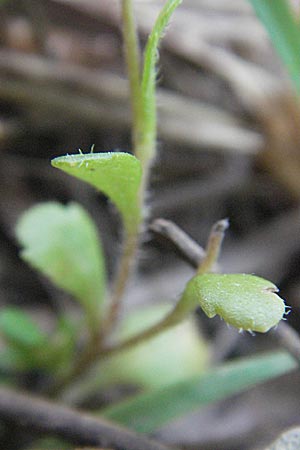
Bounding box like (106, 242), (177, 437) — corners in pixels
(1, 0), (300, 449)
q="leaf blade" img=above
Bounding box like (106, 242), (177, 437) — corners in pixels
(16, 202), (106, 330)
(101, 351), (296, 433)
(186, 273), (286, 332)
(0, 307), (46, 349)
(51, 152), (142, 233)
(249, 0), (300, 92)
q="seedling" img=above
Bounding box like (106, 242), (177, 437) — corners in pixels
(1, 0), (294, 439)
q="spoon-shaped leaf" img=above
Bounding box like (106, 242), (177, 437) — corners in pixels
(184, 273), (286, 332)
(16, 202), (106, 331)
(51, 152), (142, 233)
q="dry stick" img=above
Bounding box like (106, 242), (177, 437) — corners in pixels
(150, 218), (300, 365)
(0, 387), (172, 450)
(149, 218), (206, 267)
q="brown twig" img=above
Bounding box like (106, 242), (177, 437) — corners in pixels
(149, 218), (206, 267)
(0, 387), (172, 450)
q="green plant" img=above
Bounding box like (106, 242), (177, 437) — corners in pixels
(249, 0), (300, 92)
(2, 0), (295, 439)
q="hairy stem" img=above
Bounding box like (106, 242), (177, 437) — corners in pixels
(108, 1), (183, 331)
(104, 231), (139, 332)
(49, 218), (225, 395)
(121, 0), (142, 151)
(51, 1), (182, 392)
(103, 1), (143, 334)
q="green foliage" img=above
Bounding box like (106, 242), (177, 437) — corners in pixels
(51, 152), (142, 233)
(5, 3), (294, 444)
(0, 307), (47, 370)
(0, 307), (77, 372)
(16, 202), (106, 332)
(249, 0), (300, 92)
(102, 350), (296, 433)
(0, 307), (46, 349)
(183, 273), (286, 332)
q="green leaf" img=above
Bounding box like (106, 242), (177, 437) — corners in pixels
(0, 307), (46, 349)
(249, 0), (300, 92)
(102, 351), (296, 433)
(44, 316), (78, 373)
(16, 202), (106, 331)
(51, 152), (142, 233)
(184, 274), (286, 332)
(0, 307), (49, 370)
(0, 310), (78, 372)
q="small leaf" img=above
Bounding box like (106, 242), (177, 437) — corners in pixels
(0, 307), (48, 370)
(102, 351), (296, 433)
(16, 202), (106, 330)
(0, 307), (46, 349)
(184, 273), (286, 332)
(51, 152), (142, 233)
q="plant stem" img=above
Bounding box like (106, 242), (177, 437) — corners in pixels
(100, 295), (196, 359)
(103, 1), (143, 334)
(104, 231), (139, 332)
(0, 387), (171, 450)
(107, 1), (183, 333)
(51, 1), (182, 391)
(49, 218), (226, 395)
(122, 0), (142, 154)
